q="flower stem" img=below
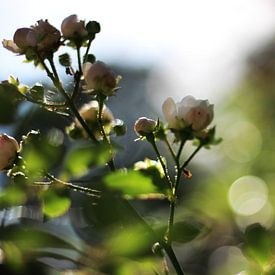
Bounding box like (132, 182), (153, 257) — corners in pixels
(161, 241), (185, 275)
(97, 94), (116, 171)
(76, 46), (83, 75)
(149, 136), (173, 189)
(83, 38), (93, 64)
(164, 136), (177, 164)
(44, 173), (101, 197)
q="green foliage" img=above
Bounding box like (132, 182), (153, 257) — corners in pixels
(41, 188), (71, 218)
(64, 143), (112, 177)
(20, 130), (64, 179)
(244, 223), (273, 266)
(0, 82), (24, 124)
(104, 170), (159, 196)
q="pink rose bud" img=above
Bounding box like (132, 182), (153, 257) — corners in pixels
(83, 61), (120, 96)
(32, 20), (61, 52)
(61, 15), (88, 39)
(134, 117), (157, 136)
(162, 96), (214, 131)
(0, 134), (20, 171)
(13, 28), (37, 49)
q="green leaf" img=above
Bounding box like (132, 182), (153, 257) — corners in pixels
(244, 223), (273, 266)
(21, 130), (64, 179)
(41, 189), (71, 218)
(64, 143), (111, 177)
(107, 225), (154, 257)
(0, 82), (24, 124)
(104, 170), (157, 196)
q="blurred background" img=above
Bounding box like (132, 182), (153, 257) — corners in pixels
(1, 0), (275, 274)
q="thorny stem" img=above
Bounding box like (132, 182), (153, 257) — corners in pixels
(42, 174), (101, 198)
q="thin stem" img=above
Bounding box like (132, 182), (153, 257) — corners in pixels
(45, 173), (101, 197)
(149, 137), (173, 189)
(166, 138), (187, 244)
(97, 95), (115, 171)
(71, 71), (81, 100)
(176, 140), (185, 163)
(76, 46), (83, 75)
(181, 144), (202, 170)
(161, 242), (185, 275)
(167, 198), (176, 245)
(83, 39), (93, 64)
(164, 136), (177, 164)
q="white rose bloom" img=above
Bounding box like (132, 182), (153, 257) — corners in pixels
(162, 96), (214, 131)
(0, 134), (19, 171)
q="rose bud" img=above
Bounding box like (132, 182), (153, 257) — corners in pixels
(0, 134), (20, 171)
(162, 96), (214, 131)
(74, 101), (114, 140)
(83, 61), (120, 96)
(3, 28), (37, 54)
(134, 117), (157, 136)
(61, 14), (88, 39)
(32, 20), (61, 52)
(13, 28), (37, 48)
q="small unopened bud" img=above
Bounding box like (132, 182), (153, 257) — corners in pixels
(134, 117), (157, 136)
(0, 134), (20, 171)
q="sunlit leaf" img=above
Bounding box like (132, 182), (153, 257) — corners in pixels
(104, 170), (158, 196)
(64, 143), (111, 177)
(21, 130), (64, 179)
(107, 225), (153, 257)
(41, 189), (71, 218)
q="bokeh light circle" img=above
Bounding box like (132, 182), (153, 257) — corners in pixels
(228, 175), (268, 216)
